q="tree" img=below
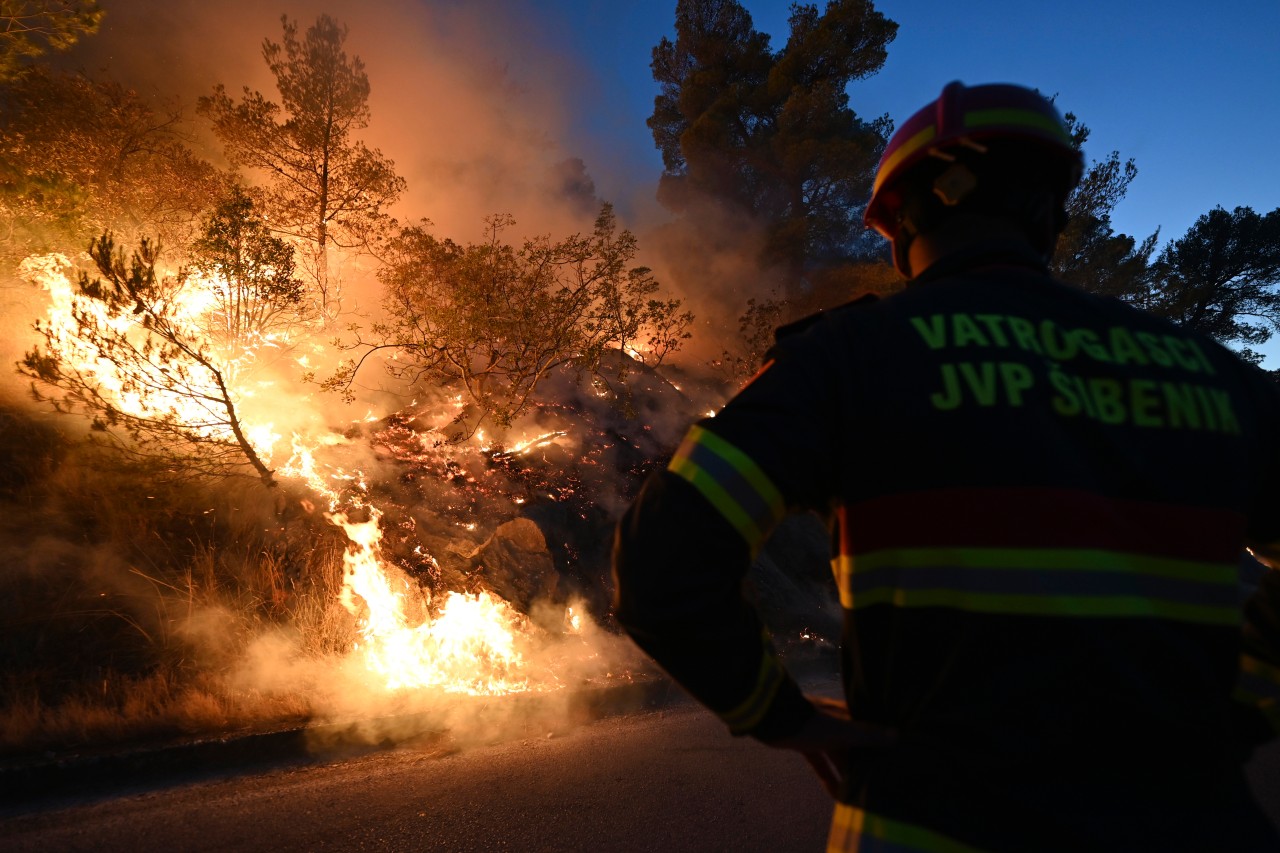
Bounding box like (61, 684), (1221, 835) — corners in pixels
(1051, 112), (1157, 302)
(20, 234), (277, 485)
(187, 186), (308, 356)
(0, 66), (223, 266)
(329, 205), (693, 436)
(198, 14), (406, 318)
(1143, 206), (1280, 363)
(649, 0), (896, 302)
(0, 0), (102, 80)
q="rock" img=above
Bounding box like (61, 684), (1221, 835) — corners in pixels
(747, 514), (842, 641)
(469, 518), (559, 610)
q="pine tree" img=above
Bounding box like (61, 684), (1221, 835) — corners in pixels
(0, 0), (102, 80)
(1145, 206), (1280, 363)
(198, 14), (405, 320)
(21, 234), (277, 485)
(649, 0), (896, 303)
(1051, 112), (1157, 303)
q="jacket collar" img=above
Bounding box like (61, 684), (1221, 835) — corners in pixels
(907, 240), (1049, 287)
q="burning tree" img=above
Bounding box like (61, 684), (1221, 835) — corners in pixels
(198, 13), (406, 320)
(20, 232), (278, 485)
(329, 204), (692, 436)
(188, 185), (310, 356)
(0, 1), (102, 80)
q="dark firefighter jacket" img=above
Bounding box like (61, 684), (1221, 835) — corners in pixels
(612, 243), (1280, 852)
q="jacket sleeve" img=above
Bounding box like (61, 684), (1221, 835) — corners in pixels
(612, 322), (844, 741)
(1236, 369), (1280, 743)
(1234, 566), (1280, 743)
(613, 470), (815, 740)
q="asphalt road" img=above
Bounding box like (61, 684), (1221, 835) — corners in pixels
(0, 698), (834, 853)
(4, 697), (1280, 853)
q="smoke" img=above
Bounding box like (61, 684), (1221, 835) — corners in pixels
(0, 0), (826, 756)
(228, 593), (649, 750)
(59, 0), (780, 371)
(65, 0), (613, 239)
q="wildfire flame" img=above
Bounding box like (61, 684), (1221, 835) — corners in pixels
(26, 254), (581, 699)
(330, 507), (539, 695)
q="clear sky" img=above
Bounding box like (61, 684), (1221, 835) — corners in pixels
(523, 0), (1280, 358)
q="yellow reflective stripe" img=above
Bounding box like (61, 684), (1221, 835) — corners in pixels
(964, 107), (1073, 144)
(856, 547), (1235, 583)
(850, 587), (1237, 625)
(836, 549), (1238, 622)
(686, 426), (784, 519)
(832, 554), (854, 609)
(668, 455), (765, 547)
(828, 804), (985, 853)
(667, 425), (785, 553)
(719, 644), (785, 734)
(873, 124), (937, 192)
(1235, 653), (1280, 732)
(1241, 652), (1280, 687)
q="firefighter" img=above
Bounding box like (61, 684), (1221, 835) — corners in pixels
(612, 81), (1280, 851)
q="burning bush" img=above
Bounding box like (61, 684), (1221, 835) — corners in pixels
(328, 205), (692, 437)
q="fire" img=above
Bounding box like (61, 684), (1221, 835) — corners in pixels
(26, 252), (582, 700)
(502, 430), (567, 457)
(21, 254), (286, 458)
(330, 506), (540, 695)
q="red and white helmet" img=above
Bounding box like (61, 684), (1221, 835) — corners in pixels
(864, 81), (1083, 241)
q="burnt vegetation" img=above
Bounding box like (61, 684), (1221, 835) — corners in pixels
(0, 0), (1277, 755)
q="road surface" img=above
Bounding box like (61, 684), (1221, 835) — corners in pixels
(3, 695), (1280, 852)
(0, 698), (833, 852)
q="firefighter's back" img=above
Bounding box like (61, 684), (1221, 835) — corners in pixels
(819, 262), (1280, 849)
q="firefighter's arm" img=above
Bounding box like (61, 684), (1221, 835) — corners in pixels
(612, 468), (815, 740)
(1237, 368), (1280, 743)
(1235, 553), (1280, 743)
(614, 317), (873, 742)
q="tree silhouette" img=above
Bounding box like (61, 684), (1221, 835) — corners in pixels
(649, 0), (896, 304)
(1145, 206), (1280, 364)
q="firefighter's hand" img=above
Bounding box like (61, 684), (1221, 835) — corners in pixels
(764, 695), (895, 799)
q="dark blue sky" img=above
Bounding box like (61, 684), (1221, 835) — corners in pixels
(550, 0), (1279, 250)
(512, 0), (1278, 362)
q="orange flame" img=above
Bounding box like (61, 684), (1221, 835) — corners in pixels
(26, 254), (579, 698)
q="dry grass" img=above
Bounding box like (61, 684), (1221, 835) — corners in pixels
(0, 401), (361, 757)
(0, 671), (316, 755)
